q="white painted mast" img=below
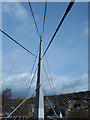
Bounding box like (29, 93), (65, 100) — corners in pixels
(34, 27), (44, 119)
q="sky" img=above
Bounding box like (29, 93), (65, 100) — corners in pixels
(1, 2), (88, 98)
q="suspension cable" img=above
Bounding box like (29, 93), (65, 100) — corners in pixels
(42, 0), (75, 58)
(42, 1), (47, 37)
(0, 29), (37, 58)
(28, 0), (40, 38)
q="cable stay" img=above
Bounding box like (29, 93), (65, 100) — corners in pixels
(26, 65), (38, 97)
(0, 29), (37, 58)
(43, 64), (55, 96)
(41, 85), (58, 118)
(42, 0), (47, 37)
(25, 44), (40, 97)
(2, 0), (75, 119)
(43, 62), (61, 113)
(43, 63), (58, 106)
(42, 0), (75, 58)
(7, 82), (41, 118)
(28, 0), (41, 38)
(45, 55), (60, 105)
(45, 55), (57, 96)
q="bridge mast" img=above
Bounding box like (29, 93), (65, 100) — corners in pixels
(34, 28), (44, 119)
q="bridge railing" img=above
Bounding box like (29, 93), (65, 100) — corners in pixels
(0, 115), (29, 120)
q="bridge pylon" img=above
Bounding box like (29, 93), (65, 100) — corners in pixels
(34, 28), (44, 119)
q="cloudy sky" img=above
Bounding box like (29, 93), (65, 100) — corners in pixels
(1, 2), (88, 98)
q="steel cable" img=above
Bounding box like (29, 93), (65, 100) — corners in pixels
(28, 0), (40, 38)
(41, 85), (58, 118)
(45, 55), (60, 105)
(0, 29), (37, 58)
(25, 44), (40, 97)
(42, 1), (47, 37)
(43, 64), (54, 95)
(42, 0), (75, 58)
(7, 81), (40, 118)
(26, 65), (38, 97)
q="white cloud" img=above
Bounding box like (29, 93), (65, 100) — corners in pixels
(3, 2), (34, 33)
(0, 54), (2, 74)
(2, 72), (37, 98)
(0, 76), (2, 93)
(44, 73), (88, 95)
(2, 71), (88, 98)
(3, 3), (28, 21)
(2, 46), (88, 98)
(0, 54), (2, 93)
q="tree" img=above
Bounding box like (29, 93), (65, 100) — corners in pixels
(2, 88), (12, 113)
(2, 88), (12, 99)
